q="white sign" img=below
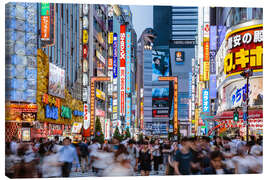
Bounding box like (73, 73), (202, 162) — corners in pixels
(72, 122), (82, 134)
(83, 104), (90, 129)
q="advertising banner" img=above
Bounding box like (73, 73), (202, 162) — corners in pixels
(83, 104), (90, 130)
(48, 63), (65, 98)
(96, 109), (105, 117)
(72, 122), (82, 134)
(125, 97), (131, 129)
(126, 32), (131, 94)
(41, 16), (50, 41)
(41, 3), (50, 16)
(223, 77), (262, 110)
(83, 30), (88, 44)
(224, 24), (263, 78)
(199, 58), (204, 81)
(202, 89), (210, 113)
(105, 119), (110, 139)
(108, 32), (113, 44)
(96, 89), (106, 101)
(203, 39), (210, 61)
(152, 109), (169, 118)
(175, 51), (184, 64)
(203, 61), (210, 81)
(96, 50), (105, 64)
(113, 33), (118, 78)
(210, 51), (216, 74)
(209, 75), (217, 99)
(108, 58), (113, 70)
(152, 51), (169, 81)
(210, 26), (217, 50)
(90, 79), (95, 135)
(120, 25), (126, 116)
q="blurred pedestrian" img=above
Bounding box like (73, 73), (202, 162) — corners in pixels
(152, 139), (162, 174)
(203, 151), (233, 174)
(138, 141), (152, 176)
(41, 145), (62, 178)
(173, 137), (193, 175)
(58, 137), (80, 177)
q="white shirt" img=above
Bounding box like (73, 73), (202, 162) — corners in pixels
(10, 141), (18, 155)
(103, 162), (134, 176)
(92, 151), (114, 169)
(42, 153), (62, 177)
(232, 156), (250, 174)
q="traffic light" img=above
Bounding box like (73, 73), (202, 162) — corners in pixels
(233, 109), (239, 121)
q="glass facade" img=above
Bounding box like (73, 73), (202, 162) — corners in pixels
(37, 4), (81, 93)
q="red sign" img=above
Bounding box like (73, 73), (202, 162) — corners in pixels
(41, 16), (50, 40)
(216, 109), (263, 120)
(83, 45), (88, 58)
(203, 40), (210, 61)
(120, 24), (126, 67)
(96, 109), (105, 117)
(108, 58), (113, 70)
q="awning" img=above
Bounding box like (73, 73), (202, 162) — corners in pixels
(216, 109), (263, 120)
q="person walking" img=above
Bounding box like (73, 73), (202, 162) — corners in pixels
(152, 139), (162, 175)
(202, 151), (233, 175)
(79, 139), (89, 173)
(173, 137), (193, 175)
(58, 137), (81, 177)
(138, 141), (152, 176)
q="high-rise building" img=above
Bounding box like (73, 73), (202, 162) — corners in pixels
(153, 6), (198, 136)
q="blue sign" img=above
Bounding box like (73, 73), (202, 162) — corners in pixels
(126, 32), (131, 94)
(73, 110), (84, 117)
(232, 84), (250, 106)
(209, 75), (216, 99)
(113, 33), (118, 78)
(243, 113), (248, 121)
(202, 89), (210, 113)
(210, 26), (217, 51)
(45, 105), (58, 120)
(210, 51), (216, 74)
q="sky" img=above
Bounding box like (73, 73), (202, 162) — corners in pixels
(129, 5), (153, 39)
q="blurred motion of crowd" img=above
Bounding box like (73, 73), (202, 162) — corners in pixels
(5, 134), (263, 178)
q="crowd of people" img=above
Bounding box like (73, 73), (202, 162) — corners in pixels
(5, 135), (263, 178)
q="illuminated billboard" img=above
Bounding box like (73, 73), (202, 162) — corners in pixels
(120, 24), (126, 116)
(224, 24), (263, 78)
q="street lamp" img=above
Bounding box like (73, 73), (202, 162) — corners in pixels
(240, 68), (253, 143)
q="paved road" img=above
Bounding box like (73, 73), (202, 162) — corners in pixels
(70, 165), (166, 177)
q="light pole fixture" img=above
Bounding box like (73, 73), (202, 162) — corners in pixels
(240, 68), (253, 142)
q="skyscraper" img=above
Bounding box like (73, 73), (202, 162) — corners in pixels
(153, 6), (198, 136)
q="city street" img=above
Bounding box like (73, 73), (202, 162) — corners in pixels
(5, 2), (263, 178)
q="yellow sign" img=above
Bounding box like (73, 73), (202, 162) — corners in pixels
(83, 30), (88, 44)
(113, 106), (117, 113)
(203, 61), (210, 81)
(96, 89), (106, 101)
(108, 32), (113, 44)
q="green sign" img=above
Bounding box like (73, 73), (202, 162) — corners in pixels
(201, 126), (206, 129)
(61, 106), (72, 119)
(41, 3), (50, 16)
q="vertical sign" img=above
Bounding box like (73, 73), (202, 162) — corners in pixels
(40, 3), (50, 41)
(202, 89), (210, 113)
(209, 75), (217, 99)
(140, 101), (144, 130)
(120, 25), (126, 116)
(113, 33), (118, 78)
(125, 97), (131, 129)
(203, 7), (210, 81)
(173, 77), (178, 134)
(90, 79), (95, 135)
(210, 26), (217, 75)
(126, 32), (131, 94)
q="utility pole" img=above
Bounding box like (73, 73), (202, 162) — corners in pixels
(240, 69), (253, 143)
